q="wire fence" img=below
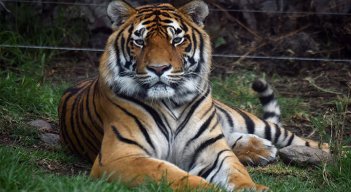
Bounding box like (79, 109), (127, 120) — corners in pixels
(2, 0), (351, 15)
(1, 44), (350, 63)
(1, 0), (351, 63)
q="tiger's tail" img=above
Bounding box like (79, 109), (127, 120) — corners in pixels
(252, 79), (281, 126)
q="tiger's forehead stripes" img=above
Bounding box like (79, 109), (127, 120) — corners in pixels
(136, 4), (177, 14)
(132, 6), (189, 32)
(131, 10), (188, 40)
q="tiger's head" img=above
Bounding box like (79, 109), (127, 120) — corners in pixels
(100, 0), (211, 103)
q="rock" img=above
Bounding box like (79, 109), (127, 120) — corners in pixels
(28, 119), (53, 132)
(279, 145), (332, 166)
(40, 133), (60, 146)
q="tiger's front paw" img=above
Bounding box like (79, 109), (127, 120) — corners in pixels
(232, 134), (277, 166)
(227, 180), (269, 192)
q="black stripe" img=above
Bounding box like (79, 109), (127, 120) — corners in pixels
(175, 87), (210, 136)
(80, 84), (101, 144)
(60, 92), (80, 153)
(231, 136), (243, 149)
(259, 94), (275, 106)
(264, 121), (272, 141)
(111, 125), (150, 155)
(286, 133), (295, 146)
(185, 44), (191, 52)
(120, 36), (127, 65)
(235, 109), (255, 134)
(252, 80), (267, 92)
(141, 20), (153, 25)
(216, 106), (234, 128)
(194, 34), (204, 73)
(160, 12), (171, 17)
(263, 112), (278, 120)
(180, 21), (188, 32)
(170, 98), (182, 108)
(185, 110), (216, 147)
(108, 98), (156, 152)
(160, 112), (172, 133)
(191, 30), (197, 59)
(175, 28), (182, 34)
(192, 27), (204, 64)
(92, 80), (103, 128)
(117, 94), (170, 140)
(209, 156), (231, 182)
(70, 88), (88, 155)
(161, 100), (177, 119)
(199, 149), (230, 178)
(198, 30), (204, 63)
(188, 134), (224, 170)
(209, 118), (219, 132)
(125, 25), (134, 68)
(273, 124), (281, 144)
(160, 19), (173, 23)
(86, 81), (103, 136)
(137, 7), (175, 14)
(114, 24), (130, 67)
(63, 86), (81, 95)
(114, 30), (122, 66)
(200, 102), (214, 119)
(78, 94), (99, 154)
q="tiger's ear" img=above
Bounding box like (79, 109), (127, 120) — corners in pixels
(179, 0), (209, 27)
(107, 0), (136, 30)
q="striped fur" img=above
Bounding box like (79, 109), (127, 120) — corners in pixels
(59, 1), (329, 191)
(252, 79), (281, 126)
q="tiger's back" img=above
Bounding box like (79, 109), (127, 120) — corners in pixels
(59, 79), (103, 161)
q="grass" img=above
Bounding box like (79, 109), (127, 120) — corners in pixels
(1, 3), (350, 192)
(0, 146), (131, 192)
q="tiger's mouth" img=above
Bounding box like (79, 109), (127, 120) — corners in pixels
(146, 82), (175, 99)
(149, 82), (168, 88)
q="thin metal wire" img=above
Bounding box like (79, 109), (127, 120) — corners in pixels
(210, 9), (351, 16)
(2, 0), (104, 6)
(212, 53), (351, 63)
(0, 44), (104, 52)
(1, 44), (350, 63)
(2, 0), (351, 16)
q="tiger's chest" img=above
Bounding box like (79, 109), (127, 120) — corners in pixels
(106, 94), (219, 169)
(136, 99), (220, 169)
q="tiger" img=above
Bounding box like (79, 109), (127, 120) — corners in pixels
(58, 0), (329, 191)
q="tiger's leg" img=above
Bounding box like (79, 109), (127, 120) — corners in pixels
(215, 100), (329, 166)
(91, 156), (211, 190)
(184, 131), (268, 191)
(90, 127), (211, 190)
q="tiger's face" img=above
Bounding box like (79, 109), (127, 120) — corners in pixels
(100, 0), (211, 103)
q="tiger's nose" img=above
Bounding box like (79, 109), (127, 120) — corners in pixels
(146, 64), (171, 76)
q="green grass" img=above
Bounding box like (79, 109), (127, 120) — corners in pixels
(0, 73), (68, 147)
(0, 73), (68, 119)
(0, 146), (131, 192)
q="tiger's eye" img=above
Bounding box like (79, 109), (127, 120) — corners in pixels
(134, 39), (144, 46)
(172, 37), (183, 45)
